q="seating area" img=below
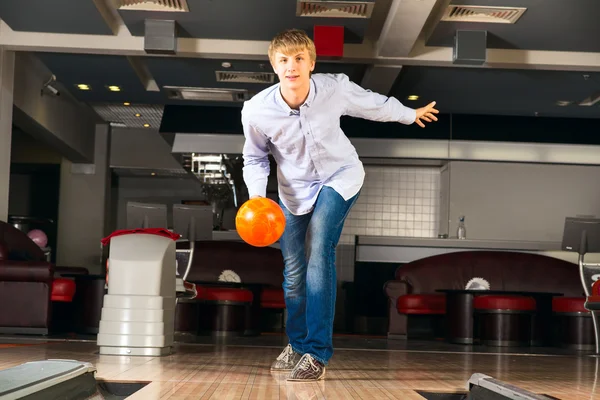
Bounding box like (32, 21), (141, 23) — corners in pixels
(384, 250), (594, 349)
(0, 202), (287, 340)
(4, 209), (600, 353)
(0, 221), (84, 335)
(174, 240), (286, 337)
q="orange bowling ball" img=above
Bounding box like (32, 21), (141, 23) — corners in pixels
(235, 197), (286, 247)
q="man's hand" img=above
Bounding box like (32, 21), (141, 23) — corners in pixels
(414, 101), (439, 128)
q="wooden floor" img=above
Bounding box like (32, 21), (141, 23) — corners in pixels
(0, 337), (599, 399)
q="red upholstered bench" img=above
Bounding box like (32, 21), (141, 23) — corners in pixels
(553, 297), (593, 350)
(474, 295), (536, 347)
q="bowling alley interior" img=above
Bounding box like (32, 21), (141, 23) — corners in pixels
(1, 1), (600, 399)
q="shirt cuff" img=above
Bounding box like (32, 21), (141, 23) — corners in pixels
(247, 181), (267, 198)
(401, 107), (417, 125)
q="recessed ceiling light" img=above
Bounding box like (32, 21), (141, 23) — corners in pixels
(407, 95), (419, 101)
(556, 100), (572, 106)
(123, 102), (131, 106)
(77, 84), (91, 90)
(135, 113), (141, 117)
(143, 123), (150, 128)
(221, 62), (232, 68)
(107, 85), (121, 92)
(151, 172), (156, 176)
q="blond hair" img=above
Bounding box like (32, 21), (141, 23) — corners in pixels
(268, 29), (317, 64)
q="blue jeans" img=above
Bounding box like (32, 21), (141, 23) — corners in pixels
(278, 186), (359, 365)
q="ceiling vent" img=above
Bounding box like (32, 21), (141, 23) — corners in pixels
(163, 86), (251, 102)
(441, 5), (526, 24)
(92, 103), (164, 128)
(116, 0), (189, 12)
(215, 71), (275, 84)
(296, 1), (375, 18)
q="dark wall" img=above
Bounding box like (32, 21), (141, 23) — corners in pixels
(160, 104), (600, 145)
(9, 163), (61, 262)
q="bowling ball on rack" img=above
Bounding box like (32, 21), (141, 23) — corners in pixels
(27, 229), (48, 248)
(235, 197), (286, 247)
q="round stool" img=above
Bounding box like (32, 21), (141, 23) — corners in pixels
(174, 298), (200, 334)
(50, 278), (77, 333)
(51, 278), (76, 302)
(474, 295), (536, 347)
(398, 294), (447, 339)
(197, 287), (253, 337)
(258, 287), (287, 333)
(553, 297), (594, 351)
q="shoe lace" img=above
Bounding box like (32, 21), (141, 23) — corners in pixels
(276, 345), (293, 362)
(296, 354), (319, 372)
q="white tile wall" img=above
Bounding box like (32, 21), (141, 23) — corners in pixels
(339, 166), (441, 245)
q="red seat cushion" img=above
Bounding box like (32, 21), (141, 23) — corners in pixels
(397, 294), (446, 314)
(196, 286), (253, 303)
(261, 287), (285, 309)
(51, 278), (76, 302)
(474, 295), (536, 311)
(553, 297), (589, 313)
(586, 281), (600, 310)
(587, 295), (600, 303)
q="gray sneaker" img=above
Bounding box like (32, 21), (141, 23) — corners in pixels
(270, 344), (302, 371)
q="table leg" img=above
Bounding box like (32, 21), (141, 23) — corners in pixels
(446, 292), (474, 344)
(531, 295), (553, 346)
(243, 285), (262, 336)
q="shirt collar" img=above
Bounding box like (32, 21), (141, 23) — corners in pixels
(275, 77), (316, 114)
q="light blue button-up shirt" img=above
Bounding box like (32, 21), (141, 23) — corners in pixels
(241, 73), (417, 215)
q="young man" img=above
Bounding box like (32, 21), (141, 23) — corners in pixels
(241, 29), (439, 381)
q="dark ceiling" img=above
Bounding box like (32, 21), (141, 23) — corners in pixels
(392, 67), (600, 119)
(118, 0), (369, 43)
(0, 0), (112, 35)
(34, 52), (369, 107)
(426, 0), (600, 53)
(0, 0), (598, 126)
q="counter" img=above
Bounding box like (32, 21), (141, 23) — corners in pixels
(355, 236), (562, 263)
(211, 230), (281, 249)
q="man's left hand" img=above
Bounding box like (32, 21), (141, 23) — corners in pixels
(414, 101), (439, 128)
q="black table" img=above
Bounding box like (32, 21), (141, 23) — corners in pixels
(436, 289), (563, 345)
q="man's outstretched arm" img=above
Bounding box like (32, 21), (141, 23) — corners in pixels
(339, 73), (439, 128)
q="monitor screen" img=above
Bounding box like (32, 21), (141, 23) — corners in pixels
(561, 217), (600, 254)
(126, 202), (168, 229)
(172, 204), (213, 241)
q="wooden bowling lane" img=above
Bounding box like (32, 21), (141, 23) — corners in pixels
(0, 340), (599, 399)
